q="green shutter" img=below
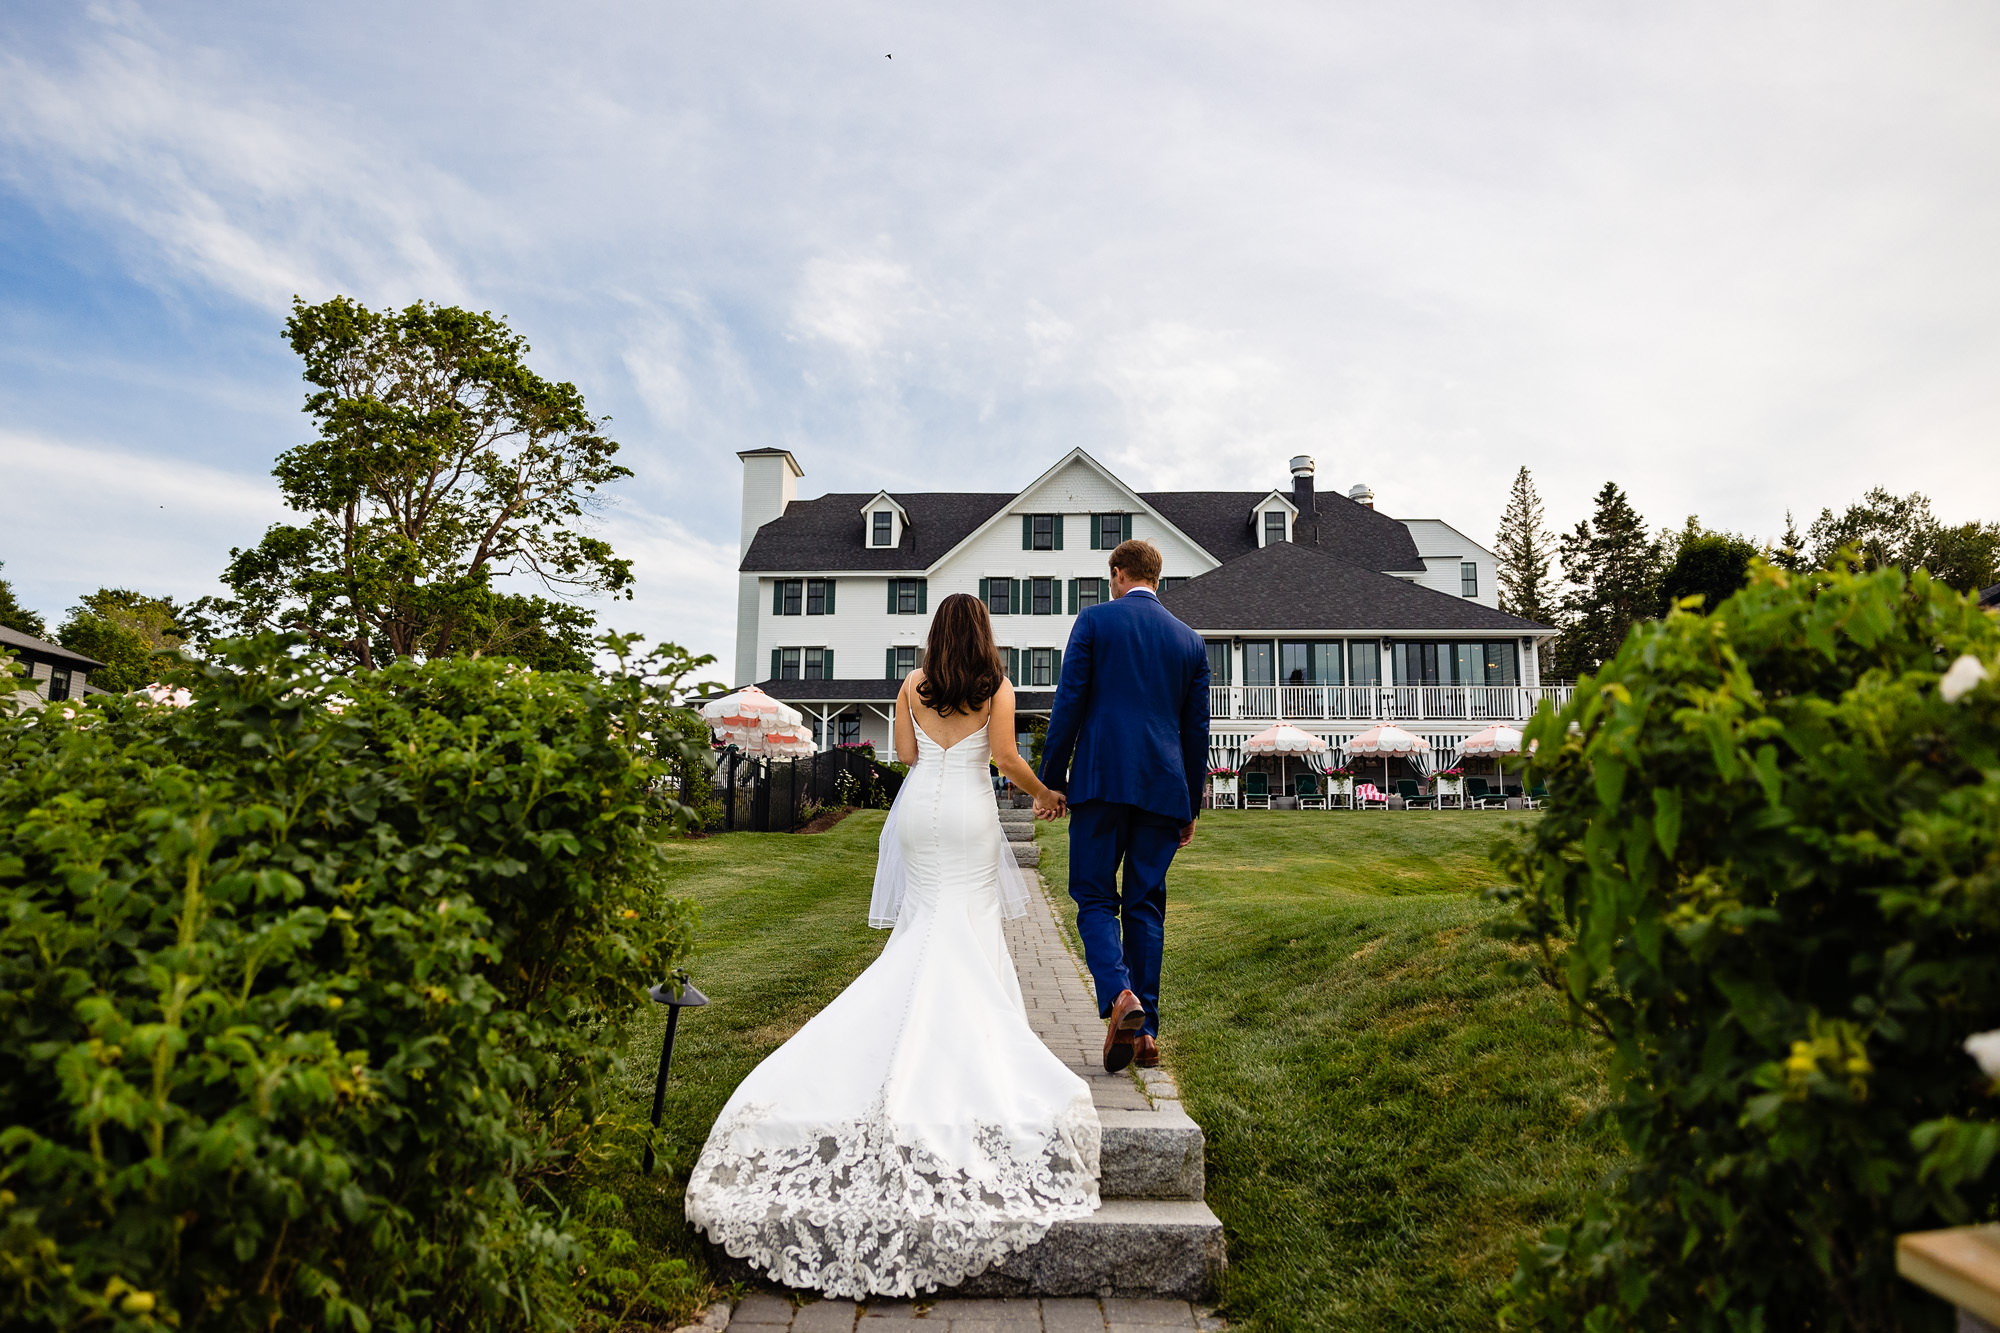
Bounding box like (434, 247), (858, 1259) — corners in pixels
(979, 577), (990, 605)
(1052, 649), (1062, 681)
(1007, 648), (1019, 684)
(1123, 514), (1134, 542)
(888, 580), (898, 613)
(822, 649), (834, 679)
(917, 579), (927, 613)
(770, 648), (780, 680)
(773, 582), (783, 614)
(1067, 578), (1077, 614)
(886, 647), (896, 679)
(1022, 515), (1032, 549)
(1011, 579), (1022, 615)
(824, 580), (835, 614)
(1053, 514), (1064, 550)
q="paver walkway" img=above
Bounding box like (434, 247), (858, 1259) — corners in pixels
(1003, 868), (1153, 1113)
(726, 1291), (1224, 1331)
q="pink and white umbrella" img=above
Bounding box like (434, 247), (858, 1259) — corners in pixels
(699, 685), (806, 756)
(761, 723), (819, 759)
(1343, 723), (1432, 792)
(1458, 724), (1524, 798)
(1243, 723), (1330, 799)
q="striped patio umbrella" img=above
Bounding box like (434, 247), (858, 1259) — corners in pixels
(1242, 723), (1330, 800)
(1342, 723), (1433, 792)
(1457, 724), (1524, 795)
(698, 685), (805, 756)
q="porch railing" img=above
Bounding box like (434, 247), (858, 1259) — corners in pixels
(1210, 683), (1573, 723)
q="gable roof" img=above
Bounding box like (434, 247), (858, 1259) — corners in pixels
(0, 625), (106, 669)
(741, 492), (1015, 571)
(1157, 540), (1554, 634)
(1141, 490), (1423, 572)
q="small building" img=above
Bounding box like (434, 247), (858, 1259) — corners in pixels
(732, 447), (1558, 770)
(1, 626), (105, 706)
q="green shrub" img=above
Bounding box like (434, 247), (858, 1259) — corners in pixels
(1495, 563), (2000, 1332)
(0, 637), (703, 1331)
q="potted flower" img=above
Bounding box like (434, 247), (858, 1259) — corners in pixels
(1322, 762), (1355, 800)
(1208, 766), (1239, 805)
(1431, 765), (1465, 804)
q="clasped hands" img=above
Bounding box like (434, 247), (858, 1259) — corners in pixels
(1033, 790), (1068, 821)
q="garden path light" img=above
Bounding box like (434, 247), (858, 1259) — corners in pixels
(642, 970), (710, 1176)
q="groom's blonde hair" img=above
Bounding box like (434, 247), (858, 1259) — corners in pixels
(1108, 539), (1163, 585)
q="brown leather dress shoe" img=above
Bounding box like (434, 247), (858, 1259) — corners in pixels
(1102, 989), (1146, 1072)
(1133, 1033), (1160, 1069)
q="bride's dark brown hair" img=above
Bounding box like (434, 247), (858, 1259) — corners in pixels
(916, 592), (1007, 717)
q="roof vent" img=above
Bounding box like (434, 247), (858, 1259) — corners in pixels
(1348, 483), (1374, 510)
(1289, 455), (1314, 477)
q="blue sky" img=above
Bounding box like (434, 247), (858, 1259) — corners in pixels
(4, 1), (1998, 666)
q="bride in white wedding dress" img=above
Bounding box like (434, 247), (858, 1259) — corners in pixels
(685, 594), (1101, 1300)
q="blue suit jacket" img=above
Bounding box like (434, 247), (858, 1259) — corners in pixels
(1038, 587), (1212, 824)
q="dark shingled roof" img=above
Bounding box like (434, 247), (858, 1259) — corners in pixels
(741, 493), (1015, 571)
(1140, 489), (1423, 572)
(1156, 541), (1554, 634)
(1981, 583), (2000, 611)
(740, 481), (1423, 574)
(0, 626), (106, 668)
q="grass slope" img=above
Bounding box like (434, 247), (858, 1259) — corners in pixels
(1040, 810), (1619, 1332)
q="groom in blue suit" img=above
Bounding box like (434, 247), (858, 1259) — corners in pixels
(1038, 538), (1211, 1073)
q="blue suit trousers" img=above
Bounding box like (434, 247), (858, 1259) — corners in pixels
(1067, 799), (1182, 1037)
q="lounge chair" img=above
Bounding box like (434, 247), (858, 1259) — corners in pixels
(1523, 784), (1547, 809)
(1466, 778), (1508, 810)
(1354, 782), (1390, 810)
(1295, 773), (1326, 810)
(1395, 778), (1437, 810)
(1244, 771), (1271, 809)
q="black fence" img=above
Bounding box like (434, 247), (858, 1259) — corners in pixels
(716, 746), (906, 833)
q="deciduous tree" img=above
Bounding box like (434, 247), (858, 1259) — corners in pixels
(56, 589), (187, 693)
(1805, 486), (1999, 594)
(1656, 517), (1762, 615)
(195, 297), (632, 669)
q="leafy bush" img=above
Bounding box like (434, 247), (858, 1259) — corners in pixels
(0, 637), (704, 1331)
(1495, 563), (2000, 1332)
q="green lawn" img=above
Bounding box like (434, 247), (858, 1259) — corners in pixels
(597, 808), (1617, 1330)
(1040, 810), (1620, 1331)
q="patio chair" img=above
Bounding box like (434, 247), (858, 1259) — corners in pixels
(1354, 782), (1390, 810)
(1243, 771), (1271, 809)
(1466, 778), (1508, 809)
(1523, 784), (1547, 809)
(1295, 773), (1326, 810)
(1395, 778), (1437, 810)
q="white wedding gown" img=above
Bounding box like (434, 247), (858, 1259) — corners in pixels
(684, 721), (1103, 1299)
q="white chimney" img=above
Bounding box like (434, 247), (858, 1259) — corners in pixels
(738, 449), (803, 556)
(1348, 482), (1374, 510)
(734, 448), (803, 687)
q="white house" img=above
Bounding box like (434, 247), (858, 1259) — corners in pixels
(732, 447), (1561, 767)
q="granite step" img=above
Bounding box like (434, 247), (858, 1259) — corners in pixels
(1002, 821), (1036, 843)
(1098, 1105), (1205, 1201)
(1009, 843), (1041, 868)
(946, 1199), (1227, 1301)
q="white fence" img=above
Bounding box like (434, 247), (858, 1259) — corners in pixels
(1209, 683), (1573, 723)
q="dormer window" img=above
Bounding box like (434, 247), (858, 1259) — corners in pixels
(860, 492), (909, 548)
(1264, 511), (1288, 546)
(872, 512), (893, 547)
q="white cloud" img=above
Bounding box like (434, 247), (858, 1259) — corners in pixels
(0, 430), (287, 616)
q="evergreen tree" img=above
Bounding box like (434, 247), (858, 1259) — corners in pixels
(1771, 510), (1807, 573)
(1495, 466), (1557, 625)
(0, 562), (47, 638)
(1553, 482), (1663, 678)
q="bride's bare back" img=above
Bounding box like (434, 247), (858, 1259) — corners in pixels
(895, 671), (1048, 804)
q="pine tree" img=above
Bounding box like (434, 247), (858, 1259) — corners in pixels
(1495, 466), (1556, 625)
(1553, 482), (1663, 678)
(1770, 510), (1807, 573)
